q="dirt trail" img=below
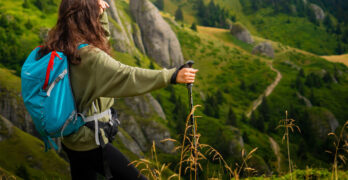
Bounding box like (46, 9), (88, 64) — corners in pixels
(269, 137), (281, 173)
(246, 64), (282, 118)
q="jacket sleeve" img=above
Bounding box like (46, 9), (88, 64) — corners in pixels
(81, 48), (176, 98)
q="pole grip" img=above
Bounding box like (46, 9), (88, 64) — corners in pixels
(183, 60), (194, 68)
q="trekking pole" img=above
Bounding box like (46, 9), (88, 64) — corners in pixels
(183, 60), (198, 179)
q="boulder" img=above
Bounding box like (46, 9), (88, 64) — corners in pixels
(130, 0), (184, 68)
(119, 113), (148, 151)
(252, 42), (275, 58)
(142, 121), (175, 153)
(230, 23), (254, 44)
(227, 126), (244, 157)
(309, 4), (325, 21)
(124, 94), (166, 120)
(307, 107), (339, 140)
(117, 128), (144, 158)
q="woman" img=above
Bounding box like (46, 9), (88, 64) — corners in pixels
(38, 0), (197, 179)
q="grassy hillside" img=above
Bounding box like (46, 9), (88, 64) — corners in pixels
(1, 0), (348, 179)
(152, 0), (347, 55)
(0, 0), (58, 74)
(322, 54), (348, 67)
(0, 115), (70, 179)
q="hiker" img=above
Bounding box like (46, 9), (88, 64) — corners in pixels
(36, 0), (197, 179)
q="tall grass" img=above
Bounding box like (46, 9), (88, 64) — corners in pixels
(129, 141), (178, 179)
(276, 110), (301, 180)
(327, 121), (348, 180)
(131, 105), (258, 180)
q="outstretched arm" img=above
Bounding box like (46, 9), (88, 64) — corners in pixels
(80, 47), (197, 99)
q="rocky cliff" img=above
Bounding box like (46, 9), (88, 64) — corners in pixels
(130, 0), (184, 68)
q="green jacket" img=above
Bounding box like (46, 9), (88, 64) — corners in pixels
(62, 12), (176, 151)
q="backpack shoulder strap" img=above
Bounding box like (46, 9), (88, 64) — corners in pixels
(78, 44), (89, 50)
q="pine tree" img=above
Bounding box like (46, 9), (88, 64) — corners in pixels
(34, 0), (44, 11)
(154, 0), (164, 11)
(240, 80), (246, 90)
(25, 19), (33, 30)
(240, 114), (248, 123)
(343, 27), (348, 43)
(299, 68), (305, 77)
(226, 107), (237, 126)
(323, 72), (333, 84)
(242, 132), (249, 143)
(336, 23), (342, 35)
(22, 0), (30, 9)
(190, 22), (197, 31)
(336, 42), (343, 54)
(250, 111), (264, 132)
(215, 90), (224, 105)
(324, 15), (333, 32)
(175, 7), (184, 21)
(204, 95), (219, 118)
(197, 0), (205, 17)
(259, 97), (270, 122)
(295, 75), (305, 94)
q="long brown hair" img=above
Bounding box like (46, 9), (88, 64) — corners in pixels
(38, 0), (110, 64)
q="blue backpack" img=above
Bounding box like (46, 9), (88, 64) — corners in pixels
(21, 44), (90, 151)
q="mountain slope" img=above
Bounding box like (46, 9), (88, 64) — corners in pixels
(0, 0), (348, 179)
(152, 0), (348, 55)
(0, 115), (70, 179)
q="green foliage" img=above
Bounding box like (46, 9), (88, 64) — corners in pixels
(190, 22), (197, 31)
(0, 116), (70, 179)
(174, 6), (183, 21)
(15, 165), (29, 179)
(154, 0), (164, 11)
(194, 0), (232, 28)
(226, 106), (237, 126)
(33, 0), (57, 13)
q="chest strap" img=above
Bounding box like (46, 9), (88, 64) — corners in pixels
(82, 102), (112, 146)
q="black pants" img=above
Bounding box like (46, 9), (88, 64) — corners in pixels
(63, 143), (147, 180)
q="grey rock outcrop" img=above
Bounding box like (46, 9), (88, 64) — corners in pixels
(230, 23), (254, 44)
(106, 0), (134, 53)
(117, 128), (144, 157)
(309, 4), (325, 21)
(0, 115), (13, 141)
(252, 42), (274, 58)
(0, 88), (34, 135)
(227, 126), (244, 157)
(130, 0), (184, 68)
(119, 113), (148, 151)
(142, 121), (174, 153)
(308, 107), (339, 140)
(124, 94), (166, 120)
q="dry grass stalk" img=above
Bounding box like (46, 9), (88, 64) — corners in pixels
(132, 105), (258, 180)
(167, 105), (257, 180)
(276, 110), (301, 180)
(327, 121), (348, 180)
(129, 141), (178, 180)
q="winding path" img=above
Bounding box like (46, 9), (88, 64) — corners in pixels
(246, 64), (282, 118)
